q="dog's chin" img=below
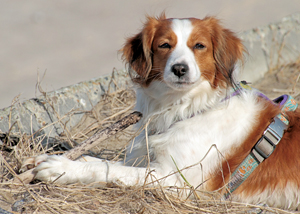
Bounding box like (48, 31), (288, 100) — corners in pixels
(165, 80), (197, 91)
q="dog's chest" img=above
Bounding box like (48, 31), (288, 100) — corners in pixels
(148, 95), (260, 181)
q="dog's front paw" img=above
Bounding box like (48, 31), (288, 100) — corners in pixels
(27, 155), (83, 184)
(34, 155), (69, 184)
(21, 154), (108, 185)
(20, 154), (48, 173)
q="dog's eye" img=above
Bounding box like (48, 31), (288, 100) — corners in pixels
(159, 43), (171, 49)
(194, 43), (206, 49)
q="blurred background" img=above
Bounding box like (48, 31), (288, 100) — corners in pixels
(1, 0), (300, 109)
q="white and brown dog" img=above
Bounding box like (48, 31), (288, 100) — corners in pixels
(27, 14), (300, 210)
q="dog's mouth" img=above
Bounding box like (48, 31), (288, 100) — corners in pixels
(174, 81), (194, 85)
(168, 80), (196, 90)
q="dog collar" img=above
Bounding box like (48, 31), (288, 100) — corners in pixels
(223, 83), (298, 199)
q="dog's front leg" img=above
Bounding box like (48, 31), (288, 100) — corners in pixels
(33, 154), (157, 185)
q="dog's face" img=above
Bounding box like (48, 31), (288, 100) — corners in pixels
(122, 14), (244, 91)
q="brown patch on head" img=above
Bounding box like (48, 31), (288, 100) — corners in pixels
(121, 13), (171, 87)
(190, 17), (245, 88)
(151, 20), (177, 85)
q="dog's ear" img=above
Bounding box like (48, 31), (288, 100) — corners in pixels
(203, 17), (245, 87)
(122, 14), (166, 86)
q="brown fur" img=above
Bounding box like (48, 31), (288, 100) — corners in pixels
(189, 17), (245, 88)
(121, 14), (168, 86)
(198, 17), (245, 88)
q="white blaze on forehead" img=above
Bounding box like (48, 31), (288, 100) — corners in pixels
(171, 19), (193, 46)
(163, 18), (201, 89)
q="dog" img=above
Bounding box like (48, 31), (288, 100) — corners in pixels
(24, 14), (300, 210)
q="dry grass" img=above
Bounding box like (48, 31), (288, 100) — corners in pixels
(1, 61), (299, 213)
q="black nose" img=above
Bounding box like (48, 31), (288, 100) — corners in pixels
(171, 63), (189, 78)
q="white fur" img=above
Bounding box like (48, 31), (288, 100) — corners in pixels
(233, 182), (300, 210)
(34, 86), (262, 184)
(34, 84), (262, 187)
(31, 18), (294, 209)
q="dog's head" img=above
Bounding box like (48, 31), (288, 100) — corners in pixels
(122, 14), (245, 91)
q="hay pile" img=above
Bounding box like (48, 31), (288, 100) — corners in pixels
(1, 60), (299, 213)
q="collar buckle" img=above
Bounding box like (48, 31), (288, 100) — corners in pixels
(252, 117), (286, 162)
(253, 133), (277, 162)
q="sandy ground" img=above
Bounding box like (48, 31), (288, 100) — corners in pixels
(1, 0), (300, 109)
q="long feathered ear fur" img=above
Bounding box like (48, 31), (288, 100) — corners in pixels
(203, 17), (245, 88)
(121, 13), (166, 86)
